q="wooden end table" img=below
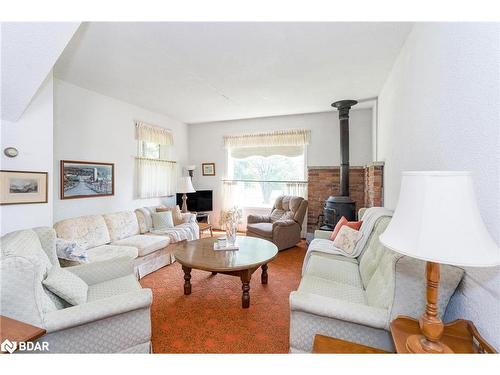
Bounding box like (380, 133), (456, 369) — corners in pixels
(313, 334), (390, 354)
(390, 316), (497, 353)
(0, 315), (46, 354)
(173, 236), (278, 308)
(199, 222), (213, 238)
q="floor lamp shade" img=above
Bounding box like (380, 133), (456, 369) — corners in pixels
(379, 171), (499, 268)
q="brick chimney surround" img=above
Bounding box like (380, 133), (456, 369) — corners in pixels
(307, 162), (384, 233)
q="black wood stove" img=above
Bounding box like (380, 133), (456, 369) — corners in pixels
(319, 99), (358, 231)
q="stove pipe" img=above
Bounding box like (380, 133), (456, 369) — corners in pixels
(331, 99), (358, 196)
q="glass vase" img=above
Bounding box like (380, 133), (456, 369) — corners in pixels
(226, 222), (237, 245)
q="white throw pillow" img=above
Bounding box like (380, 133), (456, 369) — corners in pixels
(42, 267), (88, 305)
(151, 211), (175, 230)
(332, 225), (361, 255)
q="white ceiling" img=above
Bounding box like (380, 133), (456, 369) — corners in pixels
(55, 22), (412, 124)
(1, 22), (80, 121)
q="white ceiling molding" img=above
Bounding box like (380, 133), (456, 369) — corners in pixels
(55, 22), (412, 124)
(1, 22), (80, 121)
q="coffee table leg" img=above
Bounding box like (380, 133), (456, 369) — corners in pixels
(240, 271), (251, 308)
(211, 272), (218, 276)
(182, 266), (192, 295)
(261, 264), (268, 284)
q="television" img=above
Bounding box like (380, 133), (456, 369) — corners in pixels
(176, 190), (213, 212)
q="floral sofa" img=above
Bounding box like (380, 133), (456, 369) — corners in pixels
(54, 206), (199, 278)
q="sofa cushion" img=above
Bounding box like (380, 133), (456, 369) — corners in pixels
(112, 235), (170, 257)
(156, 206), (183, 226)
(330, 216), (363, 241)
(305, 254), (363, 288)
(151, 211), (174, 230)
(43, 267), (88, 305)
(246, 222), (273, 238)
(103, 211), (140, 242)
(54, 215), (111, 250)
(1, 229), (52, 276)
(85, 245), (138, 263)
(87, 274), (141, 302)
(332, 226), (362, 255)
(358, 216), (392, 288)
(298, 275), (366, 304)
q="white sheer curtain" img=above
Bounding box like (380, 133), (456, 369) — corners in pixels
(135, 158), (177, 198)
(135, 121), (173, 145)
(135, 120), (176, 198)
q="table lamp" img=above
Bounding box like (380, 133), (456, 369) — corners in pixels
(379, 171), (499, 353)
(178, 176), (196, 213)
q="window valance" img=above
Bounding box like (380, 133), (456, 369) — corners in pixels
(135, 121), (173, 145)
(223, 129), (310, 149)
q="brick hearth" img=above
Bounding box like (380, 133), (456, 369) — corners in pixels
(307, 163), (384, 233)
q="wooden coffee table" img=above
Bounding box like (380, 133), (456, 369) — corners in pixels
(173, 236), (278, 308)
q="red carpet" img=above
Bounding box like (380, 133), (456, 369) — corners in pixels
(140, 239), (306, 353)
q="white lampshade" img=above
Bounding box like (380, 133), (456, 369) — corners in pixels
(177, 176), (196, 194)
(379, 171), (499, 267)
(186, 165), (196, 171)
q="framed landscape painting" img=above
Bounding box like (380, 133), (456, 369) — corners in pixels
(61, 160), (114, 199)
(0, 170), (48, 205)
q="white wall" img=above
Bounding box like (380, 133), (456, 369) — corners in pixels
(53, 80), (189, 222)
(377, 23), (500, 349)
(188, 109), (373, 227)
(1, 74), (54, 234)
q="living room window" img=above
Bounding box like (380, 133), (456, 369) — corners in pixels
(135, 121), (177, 198)
(223, 129), (309, 208)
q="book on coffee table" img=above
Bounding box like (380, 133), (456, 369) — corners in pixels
(213, 242), (239, 251)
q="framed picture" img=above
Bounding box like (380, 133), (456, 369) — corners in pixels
(61, 160), (114, 199)
(0, 170), (48, 205)
(202, 163), (216, 176)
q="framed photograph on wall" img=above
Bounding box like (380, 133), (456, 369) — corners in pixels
(202, 163), (216, 176)
(61, 160), (114, 199)
(0, 170), (48, 205)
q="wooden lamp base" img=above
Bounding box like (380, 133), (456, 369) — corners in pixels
(406, 334), (453, 353)
(181, 193), (188, 213)
(406, 261), (455, 354)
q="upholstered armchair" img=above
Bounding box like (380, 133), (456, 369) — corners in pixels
(0, 227), (152, 353)
(246, 195), (308, 250)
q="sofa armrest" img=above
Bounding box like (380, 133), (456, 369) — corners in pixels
(272, 219), (297, 228)
(290, 291), (389, 330)
(314, 230), (333, 240)
(247, 214), (271, 224)
(66, 257), (135, 285)
(181, 212), (197, 224)
(43, 289), (152, 333)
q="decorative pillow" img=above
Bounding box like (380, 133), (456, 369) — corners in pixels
(151, 211), (175, 230)
(330, 216), (363, 241)
(157, 205), (183, 226)
(56, 238), (88, 263)
(42, 267), (88, 306)
(332, 225), (362, 255)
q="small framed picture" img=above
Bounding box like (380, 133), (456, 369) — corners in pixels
(61, 160), (115, 199)
(0, 170), (48, 205)
(202, 163), (216, 176)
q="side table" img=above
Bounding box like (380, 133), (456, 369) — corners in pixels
(312, 334), (390, 354)
(0, 315), (46, 354)
(390, 315), (496, 353)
